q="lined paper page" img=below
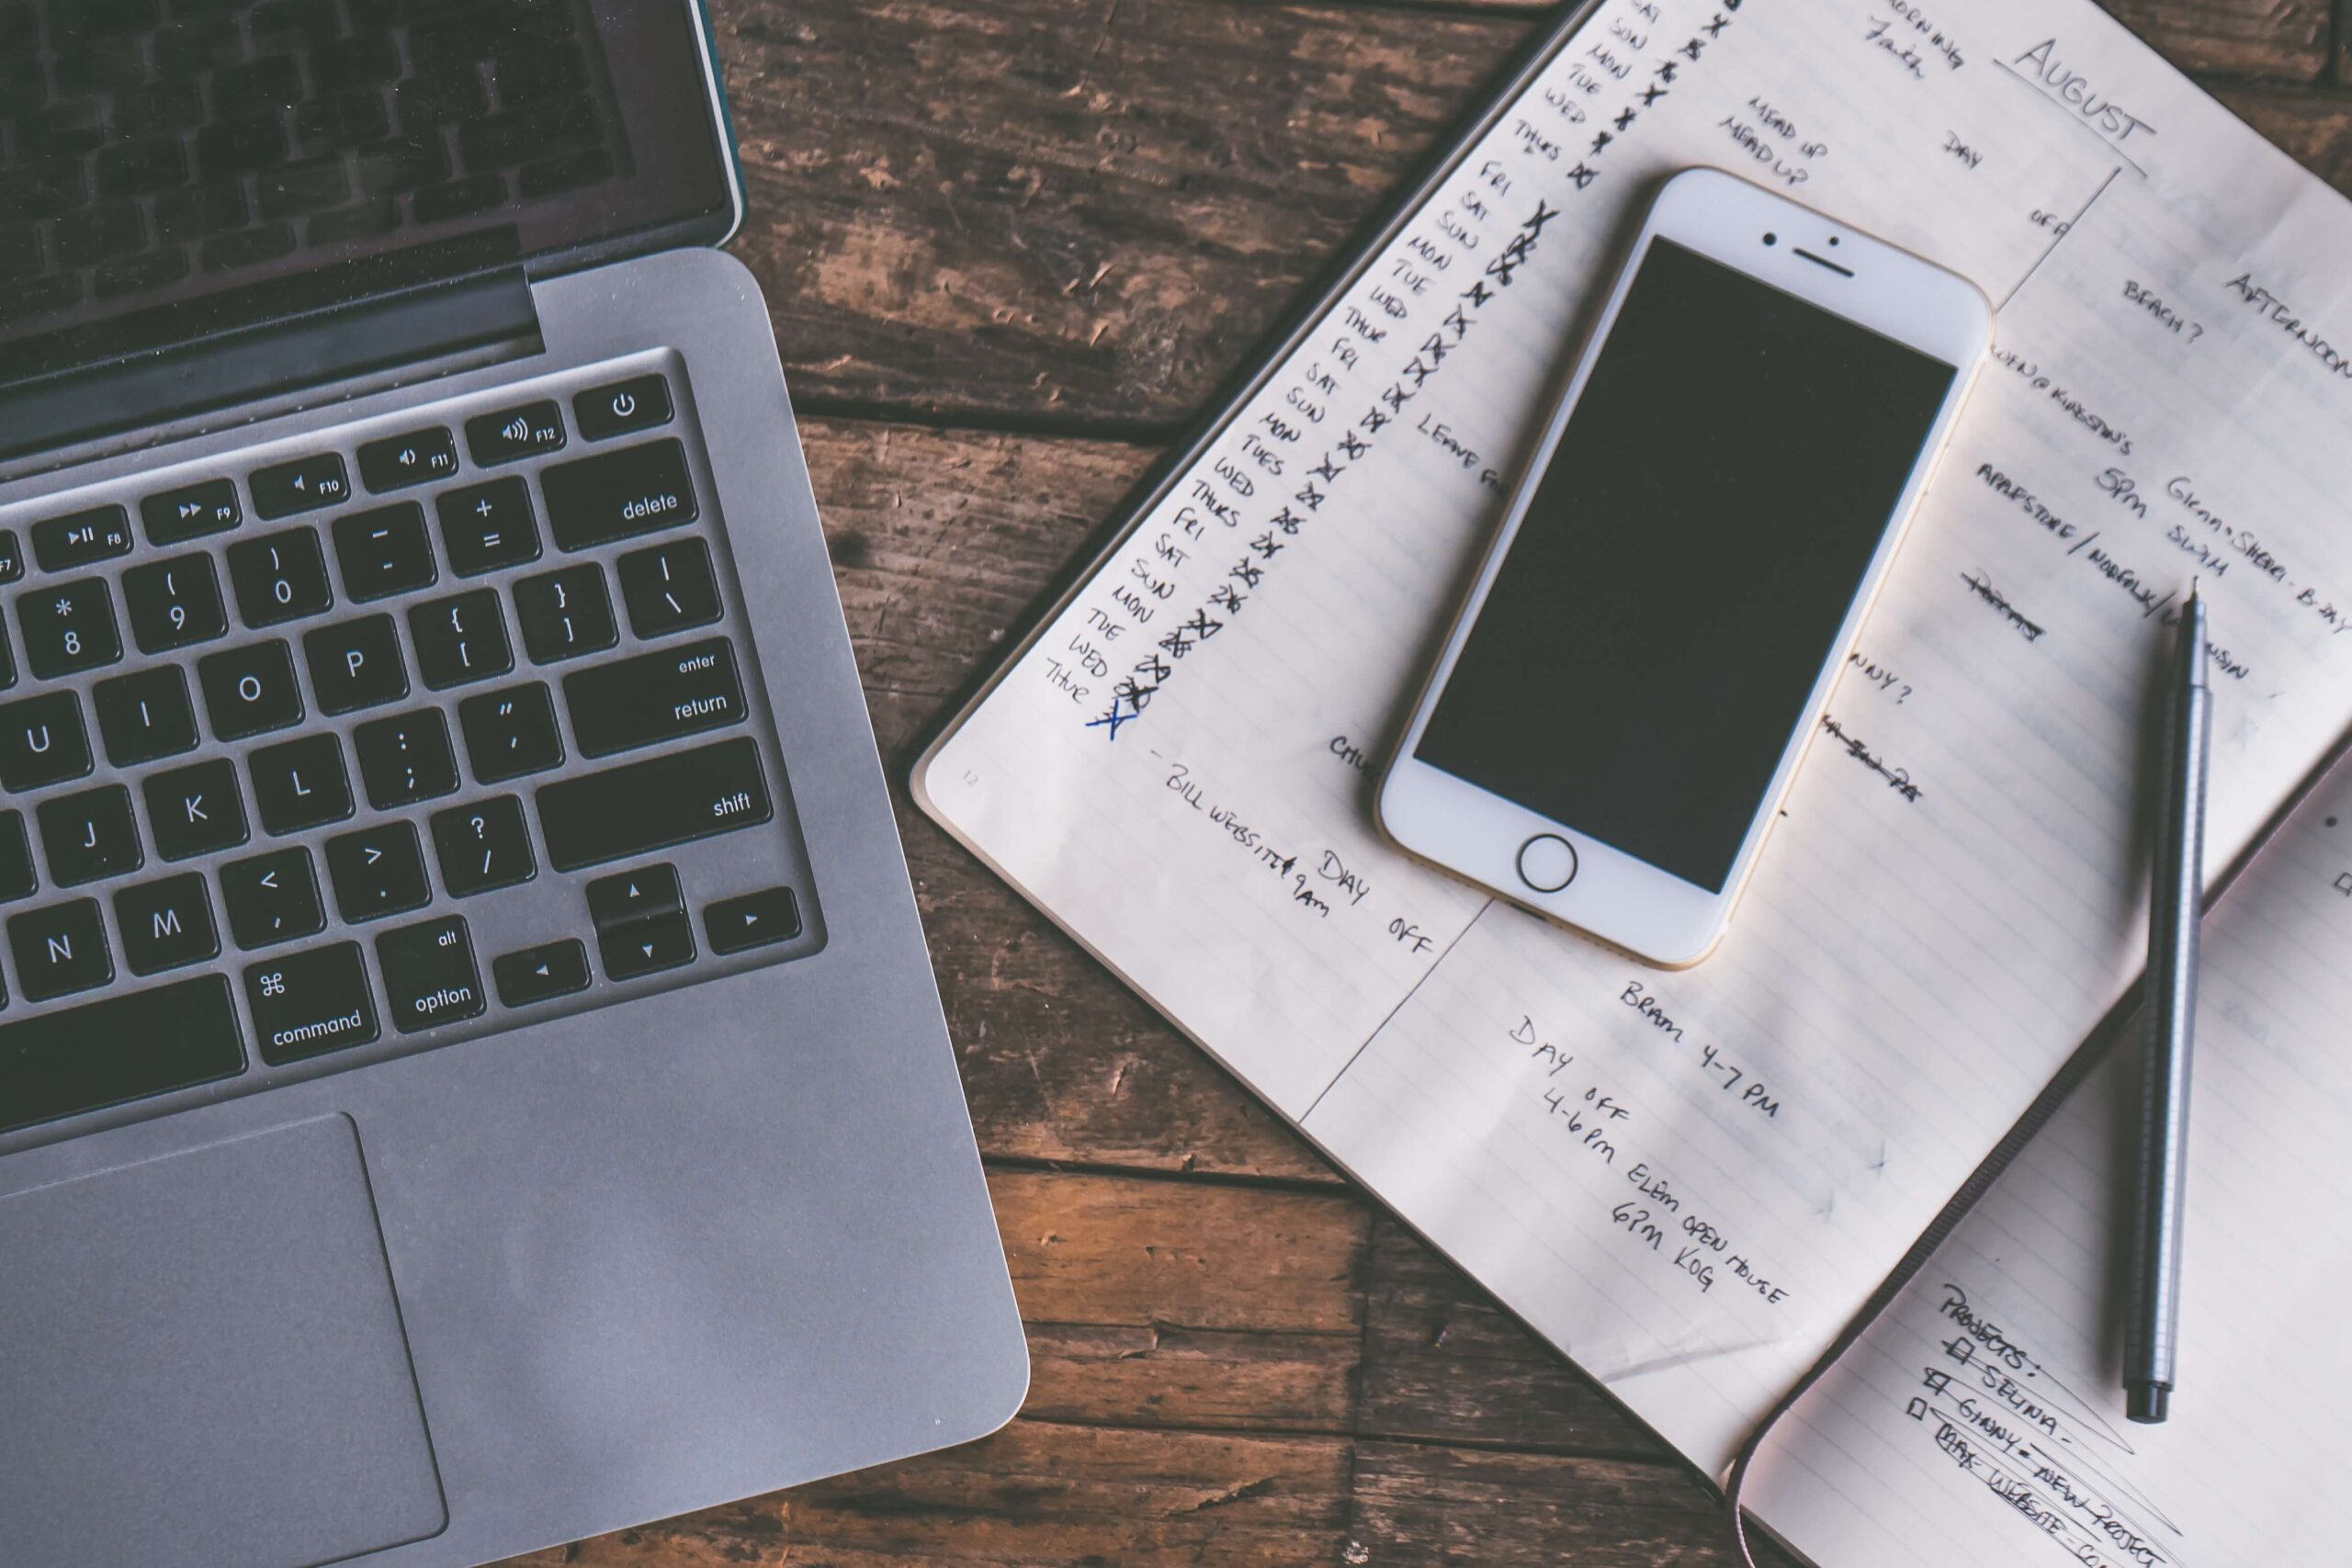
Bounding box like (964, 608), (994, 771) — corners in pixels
(919, 0), (2352, 1483)
(1746, 758), (2352, 1568)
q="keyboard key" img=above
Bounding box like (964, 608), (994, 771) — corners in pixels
(354, 707), (459, 809)
(0, 975), (243, 1134)
(228, 526), (334, 626)
(31, 502), (132, 570)
(514, 562), (616, 663)
(466, 400), (565, 466)
(0, 690), (93, 792)
(246, 941), (379, 1065)
(537, 737), (772, 872)
(597, 910), (695, 981)
(220, 845), (325, 950)
(304, 613), (408, 714)
(251, 452), (350, 518)
(430, 795), (535, 897)
(357, 425), (459, 492)
(38, 785), (141, 887)
(542, 439), (696, 551)
(94, 666), (198, 766)
(706, 887), (803, 954)
(324, 820), (431, 923)
(574, 374), (673, 441)
(586, 863), (682, 928)
(409, 588), (513, 688)
(198, 638), (303, 739)
(22, 576), (122, 678)
(436, 476), (540, 575)
(618, 536), (722, 639)
(492, 938), (589, 1006)
(115, 873), (220, 975)
(249, 732), (354, 834)
(0, 528), (23, 581)
(9, 897), (111, 1001)
(332, 502), (437, 602)
(458, 682), (562, 783)
(123, 553), (230, 652)
(0, 810), (35, 902)
(145, 759), (250, 862)
(563, 637), (744, 759)
(377, 913), (485, 1033)
(141, 478), (242, 545)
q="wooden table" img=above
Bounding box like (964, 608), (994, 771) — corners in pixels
(513, 2), (2351, 1561)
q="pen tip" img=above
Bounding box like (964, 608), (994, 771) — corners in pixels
(2188, 580), (2199, 605)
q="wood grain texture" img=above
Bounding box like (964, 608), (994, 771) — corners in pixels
(505, 1), (2352, 1563)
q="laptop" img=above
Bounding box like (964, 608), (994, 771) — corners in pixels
(0, 3), (1027, 1563)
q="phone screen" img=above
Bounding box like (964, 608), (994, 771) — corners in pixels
(1414, 237), (1959, 892)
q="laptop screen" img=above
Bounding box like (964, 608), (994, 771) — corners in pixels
(0, 0), (735, 383)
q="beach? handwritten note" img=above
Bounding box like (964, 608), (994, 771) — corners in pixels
(919, 0), (2352, 1507)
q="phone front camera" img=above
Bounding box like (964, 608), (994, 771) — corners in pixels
(1828, 235), (1841, 246)
(1763, 232), (1778, 246)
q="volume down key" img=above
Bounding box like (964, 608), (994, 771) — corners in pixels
(535, 737), (773, 872)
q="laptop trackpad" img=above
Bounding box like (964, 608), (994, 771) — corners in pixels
(0, 1115), (447, 1567)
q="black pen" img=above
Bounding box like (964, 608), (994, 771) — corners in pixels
(2125, 584), (2209, 1425)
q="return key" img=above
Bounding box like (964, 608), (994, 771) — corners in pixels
(562, 637), (745, 758)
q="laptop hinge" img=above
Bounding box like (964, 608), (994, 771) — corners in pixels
(0, 270), (540, 468)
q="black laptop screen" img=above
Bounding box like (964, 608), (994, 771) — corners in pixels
(0, 0), (735, 381)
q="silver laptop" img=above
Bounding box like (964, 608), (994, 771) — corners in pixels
(0, 4), (1027, 1562)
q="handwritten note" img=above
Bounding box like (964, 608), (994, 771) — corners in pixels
(919, 0), (2352, 1512)
(1747, 760), (2352, 1566)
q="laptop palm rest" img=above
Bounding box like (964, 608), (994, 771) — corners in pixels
(0, 1115), (446, 1567)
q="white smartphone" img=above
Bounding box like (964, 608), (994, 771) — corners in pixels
(1377, 167), (1990, 967)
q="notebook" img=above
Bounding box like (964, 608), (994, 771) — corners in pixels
(911, 0), (2352, 1559)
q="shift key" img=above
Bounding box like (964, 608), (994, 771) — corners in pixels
(537, 737), (772, 871)
(563, 637), (744, 758)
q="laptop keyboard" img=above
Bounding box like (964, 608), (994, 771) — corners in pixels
(0, 0), (625, 326)
(0, 356), (823, 1137)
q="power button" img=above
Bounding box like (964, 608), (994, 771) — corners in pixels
(574, 374), (675, 442)
(1517, 834), (1577, 894)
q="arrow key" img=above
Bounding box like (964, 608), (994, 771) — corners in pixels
(597, 909), (694, 981)
(585, 862), (681, 928)
(705, 886), (801, 955)
(492, 937), (589, 1007)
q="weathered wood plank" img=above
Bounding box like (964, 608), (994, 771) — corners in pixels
(1347, 1441), (1804, 1568)
(1355, 1213), (1672, 1460)
(990, 1168), (1373, 1431)
(718, 0), (1534, 428)
(506, 1421), (1788, 1568)
(2098, 0), (2333, 81)
(511, 1422), (1353, 1567)
(2211, 81), (2352, 186)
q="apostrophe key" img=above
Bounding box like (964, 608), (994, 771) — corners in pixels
(466, 400), (566, 466)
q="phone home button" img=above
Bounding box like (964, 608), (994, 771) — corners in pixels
(1517, 834), (1578, 895)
